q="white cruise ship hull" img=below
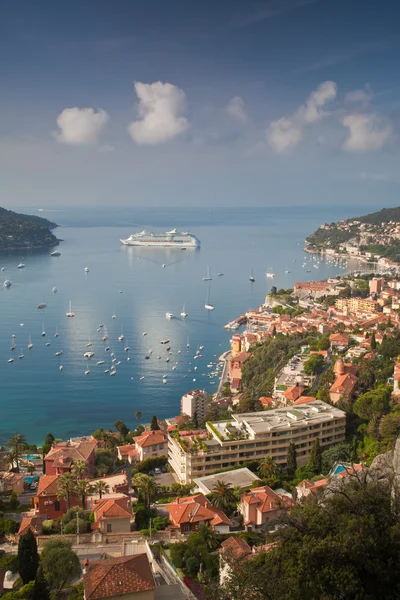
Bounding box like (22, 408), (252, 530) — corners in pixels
(121, 239), (198, 248)
(120, 229), (200, 248)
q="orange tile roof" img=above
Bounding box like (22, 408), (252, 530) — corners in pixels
(284, 385), (305, 402)
(330, 373), (358, 394)
(166, 494), (232, 528)
(117, 445), (139, 458)
(45, 440), (96, 463)
(83, 555), (155, 599)
(37, 475), (59, 497)
(93, 497), (132, 521)
(259, 397), (273, 407)
(18, 516), (43, 537)
(132, 430), (166, 448)
(294, 396), (316, 405)
(220, 536), (251, 559)
(241, 486), (293, 514)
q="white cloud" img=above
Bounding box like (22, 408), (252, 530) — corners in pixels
(128, 81), (189, 145)
(226, 96), (249, 122)
(344, 85), (373, 105)
(55, 107), (109, 145)
(342, 113), (393, 152)
(267, 81), (337, 153)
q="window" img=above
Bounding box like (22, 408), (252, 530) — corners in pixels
(107, 524), (112, 533)
(54, 501), (60, 512)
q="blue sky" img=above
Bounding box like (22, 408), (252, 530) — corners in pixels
(1, 0), (400, 208)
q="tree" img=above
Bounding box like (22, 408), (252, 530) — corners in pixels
(258, 456), (280, 481)
(57, 473), (77, 511)
(18, 529), (39, 584)
(42, 433), (54, 458)
(32, 566), (50, 600)
(6, 433), (27, 473)
(132, 474), (159, 509)
(135, 411), (142, 423)
(41, 538), (81, 592)
(92, 480), (109, 499)
(353, 385), (391, 422)
(286, 442), (297, 478)
(75, 479), (92, 508)
(71, 459), (87, 480)
(303, 354), (325, 376)
(309, 438), (322, 475)
(210, 480), (237, 515)
(370, 331), (377, 350)
(150, 416), (160, 431)
(193, 412), (199, 429)
(272, 325), (277, 337)
(114, 419), (129, 440)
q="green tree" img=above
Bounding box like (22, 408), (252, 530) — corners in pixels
(114, 419), (129, 440)
(6, 433), (27, 473)
(41, 537), (81, 592)
(370, 331), (377, 350)
(18, 529), (39, 584)
(41, 433), (55, 458)
(132, 473), (159, 509)
(210, 480), (237, 516)
(92, 480), (109, 499)
(75, 479), (92, 508)
(353, 385), (391, 422)
(150, 416), (160, 431)
(135, 411), (142, 423)
(57, 473), (77, 511)
(309, 438), (322, 475)
(32, 566), (50, 600)
(258, 456), (280, 481)
(303, 353), (325, 376)
(286, 442), (297, 479)
(71, 459), (87, 480)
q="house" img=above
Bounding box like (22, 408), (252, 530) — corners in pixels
(296, 478), (328, 500)
(259, 397), (274, 408)
(329, 333), (350, 349)
(87, 473), (129, 507)
(293, 396), (316, 405)
(44, 439), (96, 477)
(33, 475), (80, 519)
(166, 494), (232, 533)
(240, 486), (293, 529)
(329, 373), (358, 404)
(92, 496), (132, 534)
(228, 352), (251, 385)
(83, 554), (155, 600)
(0, 472), (25, 495)
(117, 430), (167, 464)
(17, 515), (44, 538)
(219, 536), (252, 586)
(284, 385), (305, 403)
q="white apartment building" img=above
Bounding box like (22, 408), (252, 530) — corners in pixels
(181, 389), (208, 421)
(168, 401), (346, 484)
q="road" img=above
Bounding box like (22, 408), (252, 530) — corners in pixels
(216, 351), (231, 398)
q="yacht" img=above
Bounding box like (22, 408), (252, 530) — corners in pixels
(54, 328), (59, 338)
(19, 350), (24, 359)
(97, 360), (105, 365)
(202, 266), (212, 281)
(8, 358), (14, 363)
(28, 335), (33, 350)
(266, 271), (275, 278)
(41, 324), (46, 337)
(17, 263), (25, 269)
(160, 339), (170, 344)
(249, 268), (255, 282)
(1, 267), (4, 271)
(59, 365), (63, 371)
(52, 287), (57, 293)
(166, 312), (174, 320)
(66, 300), (75, 317)
(55, 350), (63, 356)
(84, 368), (90, 376)
(180, 304), (188, 318)
(3, 280), (11, 288)
(38, 303), (46, 309)
(46, 341), (51, 347)
(205, 287), (215, 311)
(118, 334), (125, 341)
(121, 229), (200, 248)
(50, 250), (61, 257)
(112, 314), (116, 319)
(84, 351), (95, 359)
(84, 266), (89, 273)
(217, 272), (224, 277)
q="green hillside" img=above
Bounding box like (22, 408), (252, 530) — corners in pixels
(0, 207), (60, 250)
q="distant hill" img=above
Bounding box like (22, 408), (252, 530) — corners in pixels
(0, 207), (60, 250)
(354, 206), (400, 225)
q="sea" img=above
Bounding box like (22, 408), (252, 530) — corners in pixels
(0, 204), (377, 445)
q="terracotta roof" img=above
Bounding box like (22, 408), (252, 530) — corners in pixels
(329, 333), (350, 344)
(18, 515), (43, 537)
(93, 497), (132, 521)
(293, 396), (316, 405)
(330, 373), (358, 394)
(117, 445), (139, 458)
(259, 397), (273, 407)
(0, 472), (24, 485)
(220, 536), (251, 559)
(133, 430), (166, 448)
(230, 352), (251, 364)
(83, 554), (155, 599)
(45, 440), (96, 463)
(37, 475), (59, 497)
(241, 486), (292, 514)
(166, 494), (232, 528)
(284, 385), (305, 402)
(297, 478), (328, 493)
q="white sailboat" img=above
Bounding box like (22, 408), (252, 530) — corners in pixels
(249, 268), (255, 282)
(66, 300), (75, 317)
(54, 327), (59, 337)
(28, 335), (33, 350)
(202, 266), (212, 281)
(205, 287), (215, 311)
(41, 323), (46, 337)
(180, 304), (188, 318)
(19, 349), (24, 359)
(10, 336), (16, 351)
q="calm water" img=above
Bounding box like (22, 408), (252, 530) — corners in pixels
(0, 205), (375, 444)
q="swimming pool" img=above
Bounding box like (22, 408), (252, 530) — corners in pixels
(332, 465), (346, 475)
(22, 454), (40, 460)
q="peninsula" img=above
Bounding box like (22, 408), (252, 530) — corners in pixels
(305, 206), (400, 267)
(0, 206), (59, 250)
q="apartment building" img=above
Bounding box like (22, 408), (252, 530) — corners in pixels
(168, 401), (346, 484)
(335, 297), (378, 315)
(181, 389), (208, 421)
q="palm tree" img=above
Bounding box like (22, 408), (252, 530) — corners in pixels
(6, 433), (27, 473)
(103, 431), (116, 450)
(135, 411), (142, 423)
(258, 456), (280, 480)
(93, 480), (109, 499)
(196, 523), (219, 551)
(132, 474), (159, 509)
(57, 473), (78, 511)
(210, 480), (237, 515)
(71, 459), (87, 480)
(76, 479), (92, 508)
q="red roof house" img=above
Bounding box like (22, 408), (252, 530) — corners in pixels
(240, 486), (293, 529)
(83, 554), (155, 600)
(166, 494), (232, 533)
(34, 475), (80, 519)
(44, 439), (96, 477)
(92, 496), (132, 534)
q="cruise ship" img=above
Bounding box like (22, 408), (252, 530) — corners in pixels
(120, 229), (200, 248)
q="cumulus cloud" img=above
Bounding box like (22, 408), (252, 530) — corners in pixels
(55, 107), (109, 145)
(342, 113), (393, 152)
(226, 96), (249, 122)
(344, 85), (373, 105)
(267, 81), (337, 153)
(128, 81), (189, 145)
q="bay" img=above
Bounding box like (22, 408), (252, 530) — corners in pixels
(0, 204), (377, 444)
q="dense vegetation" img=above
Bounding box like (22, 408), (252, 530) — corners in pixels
(0, 206), (59, 250)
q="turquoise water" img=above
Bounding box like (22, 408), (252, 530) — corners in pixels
(0, 205), (376, 444)
(332, 465), (346, 475)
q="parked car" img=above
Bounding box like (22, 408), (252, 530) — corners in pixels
(154, 468), (161, 475)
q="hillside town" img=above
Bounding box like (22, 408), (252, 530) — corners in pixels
(2, 271), (400, 598)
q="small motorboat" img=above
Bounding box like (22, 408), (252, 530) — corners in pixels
(165, 312), (174, 320)
(84, 266), (89, 273)
(17, 263), (25, 269)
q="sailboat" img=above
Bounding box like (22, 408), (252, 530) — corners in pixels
(54, 327), (59, 338)
(265, 268), (275, 278)
(66, 300), (75, 317)
(180, 304), (188, 318)
(10, 336), (16, 351)
(19, 349), (24, 359)
(186, 336), (190, 348)
(205, 287), (215, 311)
(28, 335), (33, 350)
(202, 266), (212, 281)
(249, 268), (255, 282)
(41, 323), (46, 337)
(86, 335), (93, 347)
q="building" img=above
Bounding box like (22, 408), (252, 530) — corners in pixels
(240, 486), (293, 529)
(93, 496), (132, 534)
(181, 390), (208, 422)
(118, 430), (168, 464)
(17, 515), (44, 538)
(228, 352), (251, 386)
(0, 472), (24, 495)
(83, 554), (155, 600)
(284, 385), (305, 403)
(369, 278), (385, 295)
(329, 333), (350, 349)
(296, 478), (328, 500)
(34, 475), (81, 519)
(44, 439), (96, 477)
(335, 297), (378, 315)
(329, 360), (359, 404)
(193, 467), (260, 495)
(293, 281), (339, 300)
(168, 401), (346, 484)
(219, 537), (252, 586)
(166, 494), (232, 533)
